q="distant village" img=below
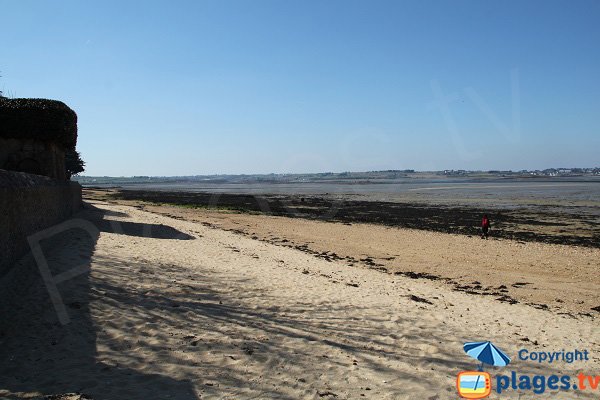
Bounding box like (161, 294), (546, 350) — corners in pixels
(442, 167), (600, 177)
(75, 167), (600, 186)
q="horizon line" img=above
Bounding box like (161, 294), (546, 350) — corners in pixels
(76, 166), (600, 179)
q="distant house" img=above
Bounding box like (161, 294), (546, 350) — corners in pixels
(0, 97), (77, 180)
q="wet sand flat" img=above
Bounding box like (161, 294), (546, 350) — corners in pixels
(87, 188), (600, 248)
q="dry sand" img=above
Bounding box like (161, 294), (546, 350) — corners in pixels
(1, 201), (599, 399)
(132, 201), (600, 317)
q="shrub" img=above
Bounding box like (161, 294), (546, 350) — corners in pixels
(0, 97), (78, 149)
(65, 149), (85, 178)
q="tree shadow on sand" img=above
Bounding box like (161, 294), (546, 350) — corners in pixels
(78, 250), (591, 399)
(0, 203), (197, 399)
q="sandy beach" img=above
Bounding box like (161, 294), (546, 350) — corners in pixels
(1, 199), (598, 399)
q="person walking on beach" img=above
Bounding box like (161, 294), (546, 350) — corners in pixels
(481, 214), (491, 239)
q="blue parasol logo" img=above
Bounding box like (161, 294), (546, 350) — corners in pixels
(456, 341), (511, 398)
(464, 341), (511, 369)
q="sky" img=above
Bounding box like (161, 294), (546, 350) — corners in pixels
(1, 0), (599, 176)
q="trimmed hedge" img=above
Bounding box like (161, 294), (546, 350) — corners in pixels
(0, 97), (78, 149)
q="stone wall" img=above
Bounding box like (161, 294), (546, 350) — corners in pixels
(0, 138), (67, 180)
(0, 97), (77, 180)
(0, 169), (82, 276)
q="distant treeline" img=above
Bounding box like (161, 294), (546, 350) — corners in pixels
(75, 168), (600, 186)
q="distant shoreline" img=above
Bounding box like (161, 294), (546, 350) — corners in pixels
(84, 188), (600, 248)
(76, 170), (600, 187)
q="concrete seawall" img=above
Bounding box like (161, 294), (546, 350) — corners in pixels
(0, 169), (82, 276)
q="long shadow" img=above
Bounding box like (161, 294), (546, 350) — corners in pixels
(0, 203), (197, 399)
(86, 204), (194, 240)
(96, 219), (195, 240)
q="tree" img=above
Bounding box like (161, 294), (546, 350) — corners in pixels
(65, 149), (85, 179)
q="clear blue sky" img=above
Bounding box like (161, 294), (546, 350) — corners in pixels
(1, 0), (599, 175)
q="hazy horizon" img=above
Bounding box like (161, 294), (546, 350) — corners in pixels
(77, 166), (600, 179)
(2, 0), (599, 176)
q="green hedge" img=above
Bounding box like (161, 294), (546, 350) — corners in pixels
(0, 97), (78, 149)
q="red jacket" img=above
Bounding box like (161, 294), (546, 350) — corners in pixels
(482, 217), (490, 228)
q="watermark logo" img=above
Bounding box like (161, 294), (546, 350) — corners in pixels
(457, 341), (598, 396)
(457, 341), (511, 399)
(28, 218), (100, 325)
(457, 371), (492, 399)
